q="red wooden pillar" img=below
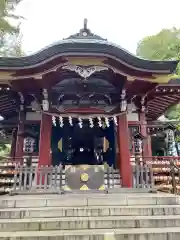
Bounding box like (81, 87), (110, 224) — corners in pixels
(139, 112), (152, 157)
(15, 112), (25, 164)
(10, 128), (17, 159)
(118, 113), (133, 187)
(38, 113), (52, 166)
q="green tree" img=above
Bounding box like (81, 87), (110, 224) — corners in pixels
(0, 0), (23, 156)
(0, 32), (23, 56)
(136, 28), (180, 120)
(0, 143), (10, 157)
(165, 105), (180, 120)
(137, 28), (180, 75)
(0, 0), (24, 57)
(0, 0), (22, 33)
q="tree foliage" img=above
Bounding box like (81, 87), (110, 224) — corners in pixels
(136, 28), (180, 119)
(0, 143), (10, 157)
(165, 105), (180, 120)
(0, 0), (23, 155)
(136, 28), (180, 59)
(137, 28), (180, 74)
(0, 32), (23, 56)
(0, 0), (22, 33)
(0, 0), (24, 57)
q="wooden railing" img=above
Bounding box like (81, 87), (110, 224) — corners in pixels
(170, 161), (180, 195)
(1, 155), (179, 194)
(12, 165), (64, 194)
(136, 156), (180, 194)
(133, 163), (154, 189)
(8, 164), (153, 195)
(0, 156), (38, 194)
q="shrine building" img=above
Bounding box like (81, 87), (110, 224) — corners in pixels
(0, 20), (179, 188)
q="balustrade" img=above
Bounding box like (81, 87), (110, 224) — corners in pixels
(0, 155), (179, 194)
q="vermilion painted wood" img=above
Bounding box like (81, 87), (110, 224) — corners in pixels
(38, 113), (52, 167)
(118, 113), (133, 187)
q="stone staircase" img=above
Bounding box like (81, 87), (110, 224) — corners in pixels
(0, 192), (180, 239)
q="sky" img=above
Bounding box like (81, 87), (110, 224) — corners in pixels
(16, 0), (180, 55)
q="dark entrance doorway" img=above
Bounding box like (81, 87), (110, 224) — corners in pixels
(71, 125), (97, 165)
(51, 118), (116, 167)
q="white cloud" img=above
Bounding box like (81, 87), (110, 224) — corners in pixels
(16, 0), (180, 55)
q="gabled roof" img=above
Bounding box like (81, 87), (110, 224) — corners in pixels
(0, 19), (178, 73)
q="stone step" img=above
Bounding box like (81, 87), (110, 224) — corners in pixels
(1, 205), (180, 218)
(0, 227), (180, 240)
(0, 193), (179, 208)
(1, 215), (180, 231)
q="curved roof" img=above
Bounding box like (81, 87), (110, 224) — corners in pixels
(0, 19), (178, 73)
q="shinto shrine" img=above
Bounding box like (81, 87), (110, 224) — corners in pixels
(0, 19), (179, 190)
